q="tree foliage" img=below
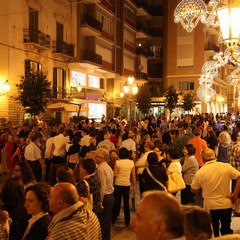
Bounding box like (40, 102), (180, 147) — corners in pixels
(135, 83), (151, 115)
(17, 71), (52, 116)
(164, 86), (179, 116)
(182, 91), (196, 113)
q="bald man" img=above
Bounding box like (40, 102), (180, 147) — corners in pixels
(47, 183), (101, 240)
(131, 191), (185, 240)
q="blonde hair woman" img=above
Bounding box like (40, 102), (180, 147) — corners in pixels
(215, 131), (232, 163)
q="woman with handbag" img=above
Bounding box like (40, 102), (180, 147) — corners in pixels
(167, 148), (186, 195)
(142, 152), (168, 192)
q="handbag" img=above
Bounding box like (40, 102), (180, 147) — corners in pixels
(146, 167), (167, 192)
(168, 171), (186, 193)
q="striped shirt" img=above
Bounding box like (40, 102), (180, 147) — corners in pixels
(47, 202), (101, 240)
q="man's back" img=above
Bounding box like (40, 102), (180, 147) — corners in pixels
(48, 202), (101, 240)
(192, 161), (240, 210)
(188, 136), (207, 166)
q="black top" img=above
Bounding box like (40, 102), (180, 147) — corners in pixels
(142, 165), (168, 192)
(22, 214), (52, 240)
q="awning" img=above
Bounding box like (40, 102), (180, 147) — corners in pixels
(47, 102), (88, 112)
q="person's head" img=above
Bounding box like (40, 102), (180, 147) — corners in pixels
(0, 177), (25, 210)
(193, 128), (202, 137)
(79, 158), (97, 176)
(118, 147), (130, 159)
(147, 152), (159, 165)
(25, 183), (51, 215)
(13, 162), (36, 184)
(168, 148), (180, 160)
(79, 146), (90, 158)
(131, 191), (184, 240)
(183, 144), (196, 156)
(48, 183), (79, 215)
(144, 141), (155, 152)
(219, 131), (231, 146)
(56, 165), (75, 184)
(95, 148), (109, 164)
(183, 205), (212, 240)
(201, 148), (216, 163)
(31, 134), (39, 143)
(110, 149), (118, 161)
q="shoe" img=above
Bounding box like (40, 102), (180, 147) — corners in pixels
(233, 212), (240, 217)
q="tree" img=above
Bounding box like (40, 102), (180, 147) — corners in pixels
(17, 71), (52, 116)
(135, 83), (151, 115)
(182, 91), (197, 114)
(164, 86), (179, 118)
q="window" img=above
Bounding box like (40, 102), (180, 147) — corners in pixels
(124, 7), (135, 22)
(53, 68), (66, 99)
(29, 7), (38, 43)
(25, 60), (42, 75)
(56, 22), (64, 52)
(179, 82), (194, 91)
(96, 12), (113, 34)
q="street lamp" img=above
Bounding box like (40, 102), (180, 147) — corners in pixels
(121, 76), (138, 122)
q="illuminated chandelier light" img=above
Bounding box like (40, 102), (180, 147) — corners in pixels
(197, 84), (216, 102)
(227, 67), (240, 87)
(174, 0), (220, 32)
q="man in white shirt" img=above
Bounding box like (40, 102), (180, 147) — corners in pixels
(80, 129), (91, 147)
(191, 148), (240, 237)
(25, 135), (43, 181)
(97, 132), (115, 152)
(49, 127), (68, 186)
(120, 132), (136, 152)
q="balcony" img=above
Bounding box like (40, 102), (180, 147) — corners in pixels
(136, 72), (148, 80)
(23, 28), (51, 52)
(149, 27), (162, 37)
(136, 22), (149, 38)
(80, 50), (102, 67)
(81, 15), (103, 36)
(136, 47), (154, 57)
(52, 41), (74, 60)
(133, 0), (152, 16)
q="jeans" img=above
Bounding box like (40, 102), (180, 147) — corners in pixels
(99, 193), (114, 240)
(210, 208), (233, 237)
(112, 185), (130, 226)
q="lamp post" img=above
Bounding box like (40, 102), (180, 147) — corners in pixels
(121, 76), (138, 122)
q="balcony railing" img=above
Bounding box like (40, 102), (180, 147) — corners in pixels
(132, 0), (152, 14)
(82, 15), (103, 32)
(23, 28), (51, 48)
(82, 50), (102, 65)
(52, 86), (67, 99)
(149, 27), (162, 37)
(136, 22), (149, 35)
(136, 47), (154, 57)
(52, 41), (74, 57)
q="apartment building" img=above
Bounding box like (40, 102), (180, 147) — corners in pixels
(0, 0), (164, 124)
(165, 0), (231, 116)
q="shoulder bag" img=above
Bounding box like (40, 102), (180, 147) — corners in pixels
(168, 171), (186, 193)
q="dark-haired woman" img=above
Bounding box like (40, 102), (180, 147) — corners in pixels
(0, 177), (30, 240)
(12, 162), (36, 189)
(181, 144), (199, 205)
(22, 183), (52, 240)
(142, 152), (168, 192)
(112, 147), (136, 227)
(76, 158), (101, 216)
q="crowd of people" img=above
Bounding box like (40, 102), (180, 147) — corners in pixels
(0, 112), (240, 239)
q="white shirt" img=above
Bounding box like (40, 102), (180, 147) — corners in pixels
(80, 135), (91, 147)
(115, 159), (134, 186)
(52, 133), (68, 158)
(45, 137), (53, 159)
(191, 160), (240, 210)
(120, 139), (136, 152)
(25, 142), (42, 161)
(135, 151), (153, 174)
